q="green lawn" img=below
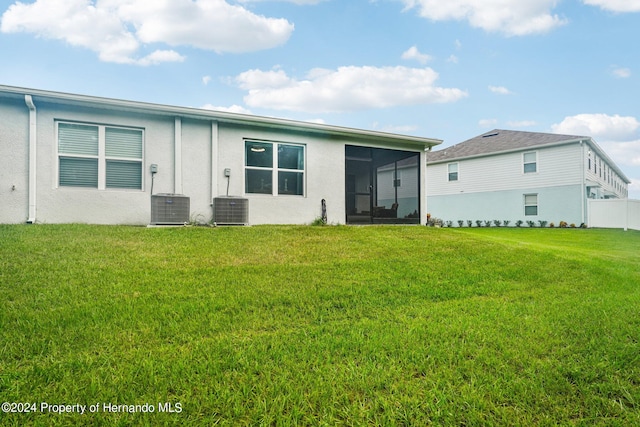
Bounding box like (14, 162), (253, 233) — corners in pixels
(1, 225), (639, 426)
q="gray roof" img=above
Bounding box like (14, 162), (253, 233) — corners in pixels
(427, 129), (587, 163)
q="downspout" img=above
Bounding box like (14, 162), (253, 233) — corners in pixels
(210, 121), (219, 204)
(25, 95), (37, 223)
(580, 141), (585, 225)
(174, 117), (182, 194)
(423, 145), (432, 225)
(580, 140), (586, 226)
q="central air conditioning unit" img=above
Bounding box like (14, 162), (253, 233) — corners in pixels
(213, 196), (248, 225)
(151, 193), (190, 225)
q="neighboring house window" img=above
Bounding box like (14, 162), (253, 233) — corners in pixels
(245, 140), (305, 196)
(393, 170), (401, 188)
(524, 194), (538, 216)
(58, 122), (143, 189)
(523, 152), (537, 173)
(599, 159), (602, 177)
(447, 163), (458, 181)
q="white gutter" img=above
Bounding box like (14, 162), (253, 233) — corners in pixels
(25, 95), (37, 223)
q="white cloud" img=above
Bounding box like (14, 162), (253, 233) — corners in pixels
(136, 50), (185, 66)
(235, 66), (468, 113)
(401, 0), (568, 36)
(237, 68), (293, 90)
(202, 76), (212, 86)
(119, 0), (293, 54)
(401, 46), (432, 64)
(552, 113), (640, 168)
(611, 67), (631, 78)
(479, 118), (498, 127)
(373, 122), (419, 134)
(238, 0), (326, 4)
(551, 113), (640, 141)
(202, 104), (253, 115)
(489, 85), (513, 95)
(602, 140), (640, 167)
(0, 0), (294, 64)
(447, 54), (459, 64)
(582, 0), (640, 13)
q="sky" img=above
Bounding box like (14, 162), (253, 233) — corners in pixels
(1, 0), (640, 198)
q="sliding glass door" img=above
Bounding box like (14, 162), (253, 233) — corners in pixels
(345, 146), (420, 224)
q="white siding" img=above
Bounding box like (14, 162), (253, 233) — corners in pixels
(377, 164), (419, 219)
(427, 143), (583, 196)
(585, 144), (628, 199)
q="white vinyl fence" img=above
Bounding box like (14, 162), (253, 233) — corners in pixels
(588, 199), (640, 231)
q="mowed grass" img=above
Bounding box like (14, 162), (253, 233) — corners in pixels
(1, 224), (639, 426)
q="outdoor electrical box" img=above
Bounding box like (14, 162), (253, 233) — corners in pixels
(224, 168), (231, 177)
(150, 164), (158, 174)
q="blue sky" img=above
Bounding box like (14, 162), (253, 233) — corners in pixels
(2, 0), (640, 197)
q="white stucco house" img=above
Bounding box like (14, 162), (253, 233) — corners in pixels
(426, 129), (630, 226)
(0, 85), (442, 226)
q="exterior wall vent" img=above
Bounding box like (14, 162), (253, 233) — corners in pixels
(151, 193), (190, 225)
(213, 196), (249, 225)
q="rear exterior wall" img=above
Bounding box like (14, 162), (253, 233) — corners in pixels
(1, 97), (424, 225)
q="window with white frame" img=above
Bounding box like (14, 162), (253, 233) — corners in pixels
(523, 152), (537, 173)
(447, 163), (458, 181)
(245, 140), (305, 196)
(57, 122), (143, 190)
(524, 194), (538, 216)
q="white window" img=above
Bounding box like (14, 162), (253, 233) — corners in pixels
(447, 163), (458, 181)
(523, 152), (537, 174)
(524, 194), (538, 216)
(245, 140), (305, 196)
(57, 122), (143, 190)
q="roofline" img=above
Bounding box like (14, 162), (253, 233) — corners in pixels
(0, 84), (443, 149)
(428, 136), (631, 184)
(427, 137), (586, 164)
(584, 138), (631, 184)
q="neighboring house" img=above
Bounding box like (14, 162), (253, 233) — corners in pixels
(0, 85), (441, 225)
(426, 129), (630, 226)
